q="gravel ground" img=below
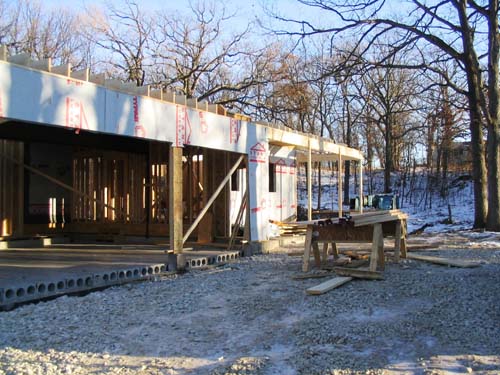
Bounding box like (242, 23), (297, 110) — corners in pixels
(1, 232), (499, 375)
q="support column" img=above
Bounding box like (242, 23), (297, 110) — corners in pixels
(145, 143), (152, 237)
(338, 153), (343, 218)
(307, 140), (312, 221)
(169, 146), (183, 255)
(358, 160), (363, 213)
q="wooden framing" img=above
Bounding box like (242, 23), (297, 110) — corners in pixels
(0, 140), (23, 237)
(71, 148), (146, 223)
(0, 49), (366, 245)
(182, 154), (244, 244)
(169, 146), (183, 253)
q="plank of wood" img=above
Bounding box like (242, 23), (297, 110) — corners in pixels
(320, 257), (352, 270)
(287, 251), (304, 257)
(406, 244), (438, 251)
(342, 259), (369, 268)
(339, 250), (370, 260)
(407, 254), (481, 268)
(306, 276), (353, 295)
(353, 213), (407, 227)
(334, 267), (383, 280)
(350, 209), (401, 219)
(292, 272), (334, 280)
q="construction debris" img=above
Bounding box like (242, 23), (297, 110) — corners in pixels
(306, 276), (353, 295)
(407, 253), (481, 268)
(333, 267), (383, 280)
(292, 271), (335, 280)
(269, 219), (308, 236)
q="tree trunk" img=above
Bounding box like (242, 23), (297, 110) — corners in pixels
(486, 0), (500, 231)
(384, 118), (392, 193)
(456, 1), (488, 228)
(468, 103), (488, 229)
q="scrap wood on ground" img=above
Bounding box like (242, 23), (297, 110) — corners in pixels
(306, 276), (353, 295)
(407, 253), (481, 268)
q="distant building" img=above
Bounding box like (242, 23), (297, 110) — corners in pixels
(448, 141), (472, 172)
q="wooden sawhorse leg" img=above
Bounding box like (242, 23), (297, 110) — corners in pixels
(394, 218), (408, 261)
(394, 220), (402, 262)
(370, 223), (385, 271)
(401, 219), (408, 259)
(331, 242), (339, 259)
(302, 226), (313, 272)
(320, 242), (338, 264)
(321, 243), (329, 263)
(303, 226), (322, 272)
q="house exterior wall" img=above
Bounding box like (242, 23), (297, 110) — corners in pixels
(0, 61), (297, 242)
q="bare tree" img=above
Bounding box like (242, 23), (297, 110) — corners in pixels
(82, 0), (152, 85)
(0, 0), (15, 45)
(150, 1), (261, 103)
(276, 0), (500, 230)
(1, 0), (88, 68)
(357, 49), (424, 193)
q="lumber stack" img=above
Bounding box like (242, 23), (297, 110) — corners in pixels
(270, 217), (338, 236)
(350, 210), (408, 227)
(272, 222), (308, 236)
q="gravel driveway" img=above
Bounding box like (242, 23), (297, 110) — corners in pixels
(1, 232), (499, 374)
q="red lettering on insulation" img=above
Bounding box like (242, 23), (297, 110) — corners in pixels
(65, 97), (89, 134)
(249, 142), (266, 163)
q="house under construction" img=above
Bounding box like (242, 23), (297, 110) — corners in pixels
(0, 46), (364, 306)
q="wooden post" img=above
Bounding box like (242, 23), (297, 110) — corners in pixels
(197, 149), (212, 243)
(369, 223), (384, 271)
(358, 160), (363, 213)
(307, 141), (312, 221)
(15, 143), (24, 236)
(338, 153), (343, 218)
(169, 146), (183, 254)
(243, 161), (251, 242)
(145, 143), (152, 237)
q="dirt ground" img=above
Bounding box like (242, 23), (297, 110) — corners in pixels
(0, 231), (499, 375)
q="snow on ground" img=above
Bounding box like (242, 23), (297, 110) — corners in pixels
(297, 168), (476, 234)
(1, 170), (499, 374)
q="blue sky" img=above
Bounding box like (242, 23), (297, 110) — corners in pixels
(41, 0), (323, 27)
